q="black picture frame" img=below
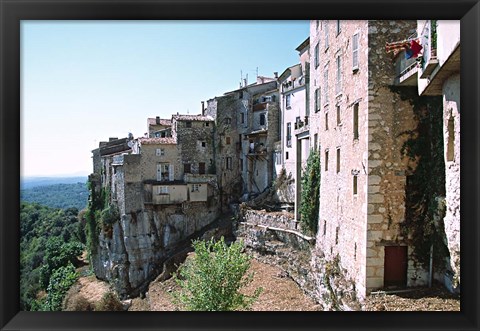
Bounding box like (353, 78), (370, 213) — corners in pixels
(1, 0), (479, 330)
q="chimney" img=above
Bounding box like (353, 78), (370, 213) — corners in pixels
(156, 116), (160, 124)
(274, 72), (278, 78)
(201, 101), (205, 116)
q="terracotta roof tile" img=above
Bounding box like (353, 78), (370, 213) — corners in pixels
(138, 137), (177, 145)
(147, 118), (172, 126)
(172, 114), (214, 122)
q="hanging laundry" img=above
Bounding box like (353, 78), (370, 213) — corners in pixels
(385, 41), (410, 59)
(408, 39), (423, 58)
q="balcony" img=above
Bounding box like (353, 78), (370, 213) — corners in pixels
(281, 76), (306, 93)
(419, 20), (439, 79)
(294, 116), (309, 135)
(394, 50), (419, 86)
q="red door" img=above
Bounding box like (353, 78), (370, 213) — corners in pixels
(384, 246), (408, 288)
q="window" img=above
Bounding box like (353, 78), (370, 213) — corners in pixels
(205, 122), (210, 126)
(447, 115), (455, 161)
(241, 112), (245, 124)
(315, 88), (321, 112)
(336, 55), (342, 94)
(352, 33), (359, 71)
(226, 136), (231, 145)
(324, 21), (329, 50)
(286, 94), (291, 108)
(336, 20), (341, 35)
(199, 162), (205, 174)
(225, 117), (231, 125)
(239, 158), (243, 171)
(353, 103), (359, 140)
(191, 184), (200, 192)
(314, 134), (318, 151)
(157, 186), (169, 194)
(259, 113), (266, 126)
(325, 150), (329, 171)
(156, 148), (165, 156)
(226, 157), (232, 170)
(316, 20), (319, 30)
(314, 43), (319, 68)
(184, 163), (191, 174)
(323, 69), (329, 105)
(325, 112), (329, 130)
(186, 121), (192, 128)
(336, 105), (341, 125)
(239, 91), (243, 99)
(286, 122), (292, 147)
(336, 148), (341, 173)
(201, 141), (206, 148)
(276, 152), (282, 165)
(353, 175), (358, 195)
(286, 151), (289, 160)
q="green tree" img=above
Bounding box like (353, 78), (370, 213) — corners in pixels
(299, 149), (321, 235)
(41, 263), (78, 311)
(39, 237), (84, 289)
(174, 237), (262, 311)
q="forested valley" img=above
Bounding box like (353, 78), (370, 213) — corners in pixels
(20, 202), (86, 310)
(20, 182), (88, 211)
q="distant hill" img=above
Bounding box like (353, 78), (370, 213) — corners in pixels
(21, 176), (88, 189)
(20, 181), (89, 211)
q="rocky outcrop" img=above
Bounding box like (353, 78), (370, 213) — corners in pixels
(91, 204), (230, 299)
(234, 207), (362, 311)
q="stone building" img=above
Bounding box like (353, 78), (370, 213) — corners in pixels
(203, 77), (279, 206)
(307, 20), (448, 301)
(415, 20), (460, 291)
(89, 114), (219, 297)
(276, 37), (310, 218)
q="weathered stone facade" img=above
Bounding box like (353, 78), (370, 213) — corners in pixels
(90, 115), (221, 298)
(416, 20), (461, 291)
(308, 20), (437, 300)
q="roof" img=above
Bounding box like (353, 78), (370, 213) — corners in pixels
(295, 37), (310, 52)
(147, 118), (172, 126)
(138, 137), (177, 145)
(278, 63), (301, 82)
(172, 114), (214, 122)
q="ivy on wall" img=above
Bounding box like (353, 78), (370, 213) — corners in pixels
(391, 87), (448, 270)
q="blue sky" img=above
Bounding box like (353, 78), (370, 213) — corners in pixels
(21, 20), (309, 177)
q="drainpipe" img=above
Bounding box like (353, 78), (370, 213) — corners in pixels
(428, 243), (434, 287)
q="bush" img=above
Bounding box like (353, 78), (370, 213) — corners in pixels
(95, 292), (124, 311)
(42, 263), (78, 311)
(299, 150), (320, 235)
(173, 237), (262, 311)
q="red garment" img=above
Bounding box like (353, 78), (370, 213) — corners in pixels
(409, 40), (423, 58)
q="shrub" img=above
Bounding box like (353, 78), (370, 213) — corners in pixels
(42, 263), (78, 311)
(95, 292), (124, 311)
(173, 237), (262, 311)
(299, 150), (321, 235)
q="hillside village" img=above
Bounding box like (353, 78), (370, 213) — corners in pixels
(87, 20), (460, 310)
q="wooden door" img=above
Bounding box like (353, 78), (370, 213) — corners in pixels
(384, 246), (408, 287)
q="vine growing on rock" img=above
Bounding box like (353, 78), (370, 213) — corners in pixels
(299, 150), (321, 235)
(390, 87), (449, 270)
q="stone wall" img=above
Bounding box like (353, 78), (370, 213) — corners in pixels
(442, 73), (460, 289)
(136, 143), (180, 181)
(235, 207), (361, 310)
(310, 20), (370, 299)
(365, 20), (426, 292)
(176, 119), (215, 175)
